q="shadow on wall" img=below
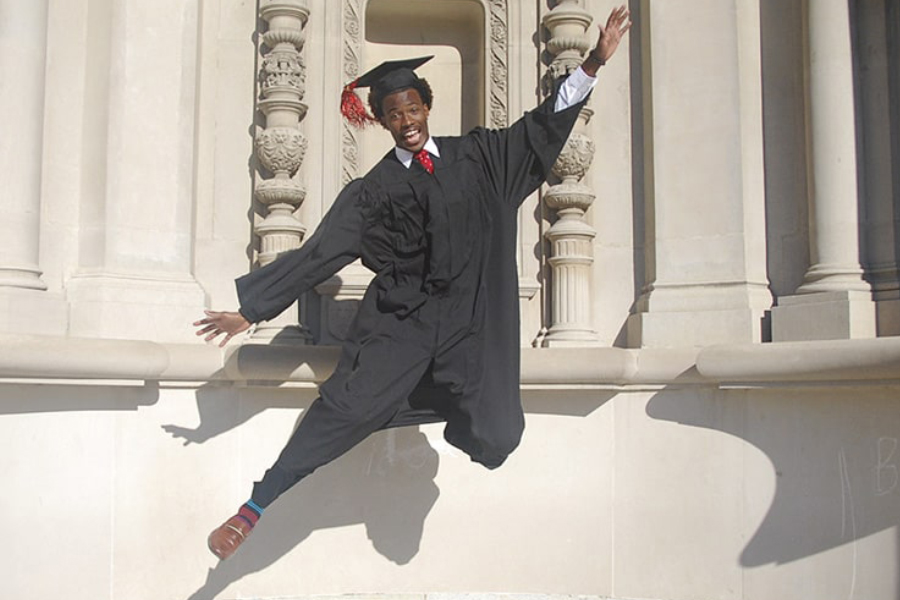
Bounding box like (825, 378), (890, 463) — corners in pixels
(156, 337), (439, 598)
(162, 327), (340, 446)
(0, 382), (159, 414)
(162, 340), (611, 599)
(161, 380), (267, 446)
(646, 384), (900, 575)
(185, 425), (440, 600)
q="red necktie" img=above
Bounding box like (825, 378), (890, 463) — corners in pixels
(414, 149), (434, 174)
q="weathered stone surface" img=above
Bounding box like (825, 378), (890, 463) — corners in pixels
(1, 1), (899, 599)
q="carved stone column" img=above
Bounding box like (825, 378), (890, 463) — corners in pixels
(541, 0), (600, 347)
(544, 109), (601, 345)
(251, 0), (312, 343)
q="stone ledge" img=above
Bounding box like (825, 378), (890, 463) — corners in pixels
(696, 336), (900, 383)
(254, 595), (605, 600)
(0, 333), (898, 388)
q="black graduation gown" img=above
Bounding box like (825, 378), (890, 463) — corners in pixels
(236, 83), (589, 475)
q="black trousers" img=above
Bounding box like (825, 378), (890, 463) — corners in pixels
(250, 303), (450, 508)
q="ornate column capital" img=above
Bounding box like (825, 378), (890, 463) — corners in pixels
(542, 0), (593, 88)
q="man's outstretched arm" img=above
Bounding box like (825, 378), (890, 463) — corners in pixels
(193, 179), (374, 346)
(554, 5), (632, 111)
(469, 5), (632, 207)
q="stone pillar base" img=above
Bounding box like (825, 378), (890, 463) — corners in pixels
(876, 298), (900, 336)
(626, 307), (765, 348)
(541, 326), (602, 348)
(0, 289), (67, 336)
(542, 338), (604, 348)
(67, 273), (207, 343)
(771, 290), (876, 341)
(626, 283), (771, 347)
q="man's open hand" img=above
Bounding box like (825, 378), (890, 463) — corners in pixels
(593, 5), (632, 64)
(193, 310), (251, 347)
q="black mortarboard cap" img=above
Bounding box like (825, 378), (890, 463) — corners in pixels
(353, 55), (433, 95)
(341, 56), (433, 128)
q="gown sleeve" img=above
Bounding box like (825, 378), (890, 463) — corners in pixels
(236, 179), (371, 323)
(468, 76), (591, 208)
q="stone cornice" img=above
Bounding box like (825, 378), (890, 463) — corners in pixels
(696, 337), (900, 384)
(1, 334), (898, 389)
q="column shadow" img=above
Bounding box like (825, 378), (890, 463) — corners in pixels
(646, 382), (900, 574)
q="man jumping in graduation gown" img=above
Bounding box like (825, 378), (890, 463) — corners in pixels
(196, 5), (631, 560)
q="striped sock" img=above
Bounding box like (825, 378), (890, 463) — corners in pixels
(236, 500), (264, 529)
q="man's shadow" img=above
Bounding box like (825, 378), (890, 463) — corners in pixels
(161, 333), (341, 447)
(183, 424), (439, 600)
(162, 338), (441, 599)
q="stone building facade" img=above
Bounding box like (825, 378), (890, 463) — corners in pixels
(1, 1), (899, 599)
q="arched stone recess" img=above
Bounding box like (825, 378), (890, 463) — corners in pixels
(339, 0), (508, 183)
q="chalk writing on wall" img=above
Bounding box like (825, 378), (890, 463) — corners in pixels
(875, 437), (898, 496)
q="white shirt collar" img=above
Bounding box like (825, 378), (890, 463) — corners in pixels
(394, 137), (441, 168)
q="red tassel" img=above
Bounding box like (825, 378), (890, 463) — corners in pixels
(341, 82), (376, 128)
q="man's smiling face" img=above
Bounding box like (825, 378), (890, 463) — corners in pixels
(380, 87), (430, 153)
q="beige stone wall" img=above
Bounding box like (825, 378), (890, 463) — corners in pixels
(3, 370), (899, 599)
(1, 0), (900, 599)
